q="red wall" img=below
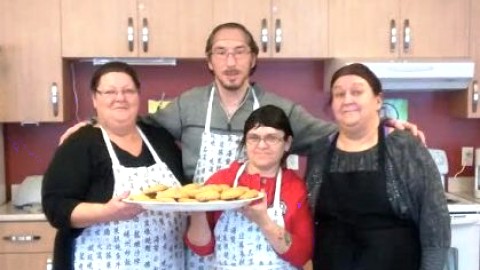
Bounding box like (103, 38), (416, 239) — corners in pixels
(4, 60), (480, 198)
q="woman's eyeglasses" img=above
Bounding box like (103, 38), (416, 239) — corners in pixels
(96, 88), (138, 98)
(246, 134), (284, 146)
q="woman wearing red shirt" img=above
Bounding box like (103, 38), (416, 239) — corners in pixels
(185, 105), (313, 269)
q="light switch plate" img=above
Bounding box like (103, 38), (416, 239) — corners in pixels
(286, 154), (299, 170)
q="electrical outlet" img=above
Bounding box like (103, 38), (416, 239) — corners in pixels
(461, 147), (474, 166)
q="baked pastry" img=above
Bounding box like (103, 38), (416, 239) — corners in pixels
(221, 187), (248, 200)
(156, 187), (189, 199)
(142, 184), (169, 196)
(195, 190), (221, 202)
(178, 198), (199, 203)
(239, 189), (260, 200)
(128, 193), (154, 201)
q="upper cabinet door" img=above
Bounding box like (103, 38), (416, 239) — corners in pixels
(213, 0), (327, 58)
(62, 0), (137, 57)
(139, 0), (213, 58)
(62, 0), (213, 58)
(328, 0), (399, 59)
(213, 0), (271, 58)
(0, 0), (67, 122)
(272, 0), (328, 58)
(400, 0), (471, 59)
(328, 0), (471, 59)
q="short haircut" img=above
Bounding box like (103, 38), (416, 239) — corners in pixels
(90, 61), (141, 93)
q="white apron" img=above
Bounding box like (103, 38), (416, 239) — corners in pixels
(187, 86), (259, 269)
(74, 126), (186, 270)
(212, 163), (297, 270)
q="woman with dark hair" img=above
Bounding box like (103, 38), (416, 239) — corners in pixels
(185, 104), (313, 269)
(42, 62), (188, 270)
(307, 63), (450, 270)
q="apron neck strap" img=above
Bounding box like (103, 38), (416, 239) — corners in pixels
(205, 86), (260, 133)
(100, 126), (163, 166)
(234, 162), (283, 208)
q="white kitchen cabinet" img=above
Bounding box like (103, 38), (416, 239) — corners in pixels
(0, 0), (70, 122)
(0, 221), (55, 270)
(328, 0), (471, 59)
(213, 0), (328, 58)
(61, 0), (213, 58)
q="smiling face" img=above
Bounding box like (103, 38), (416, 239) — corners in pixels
(207, 27), (257, 92)
(331, 74), (382, 131)
(245, 126), (292, 173)
(92, 72), (139, 130)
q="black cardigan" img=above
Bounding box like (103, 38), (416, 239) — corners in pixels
(42, 122), (186, 270)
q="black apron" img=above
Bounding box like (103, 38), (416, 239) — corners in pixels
(313, 126), (420, 270)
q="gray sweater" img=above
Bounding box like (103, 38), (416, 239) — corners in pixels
(306, 130), (451, 270)
(146, 83), (337, 179)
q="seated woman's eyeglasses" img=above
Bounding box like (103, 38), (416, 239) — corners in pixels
(96, 88), (138, 98)
(246, 134), (284, 146)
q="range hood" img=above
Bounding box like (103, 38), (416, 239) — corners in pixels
(324, 60), (475, 91)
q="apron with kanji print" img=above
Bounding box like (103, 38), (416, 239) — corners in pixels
(74, 126), (186, 270)
(187, 87), (260, 269)
(212, 162), (298, 270)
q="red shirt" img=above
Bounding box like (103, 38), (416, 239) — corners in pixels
(185, 161), (313, 267)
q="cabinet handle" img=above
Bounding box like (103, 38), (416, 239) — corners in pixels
(50, 82), (59, 117)
(403, 19), (411, 53)
(389, 19), (397, 53)
(472, 80), (479, 113)
(142, 18), (149, 53)
(46, 258), (53, 270)
(261, 18), (268, 53)
(3, 234), (41, 242)
(127, 17), (135, 52)
(274, 19), (282, 53)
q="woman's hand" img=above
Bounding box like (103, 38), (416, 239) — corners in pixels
(242, 192), (292, 255)
(241, 192), (271, 228)
(70, 191), (144, 228)
(186, 212), (211, 246)
(103, 191), (145, 222)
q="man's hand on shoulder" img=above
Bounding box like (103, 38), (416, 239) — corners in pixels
(384, 119), (426, 146)
(58, 121), (89, 145)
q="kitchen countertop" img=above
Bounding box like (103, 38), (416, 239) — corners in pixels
(0, 202), (47, 222)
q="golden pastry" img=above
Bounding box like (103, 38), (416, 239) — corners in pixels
(195, 190), (221, 202)
(128, 193), (153, 201)
(239, 189), (260, 200)
(184, 188), (204, 198)
(220, 187), (247, 200)
(156, 187), (189, 199)
(142, 184), (168, 195)
(218, 184), (231, 192)
(200, 184), (223, 193)
(181, 183), (201, 191)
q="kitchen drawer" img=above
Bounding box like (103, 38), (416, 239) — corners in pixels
(0, 221), (55, 253)
(0, 253), (53, 270)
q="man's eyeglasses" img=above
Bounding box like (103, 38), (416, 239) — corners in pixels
(246, 134), (284, 146)
(96, 89), (138, 98)
(210, 47), (251, 60)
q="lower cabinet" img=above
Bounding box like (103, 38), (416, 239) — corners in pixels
(0, 221), (55, 270)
